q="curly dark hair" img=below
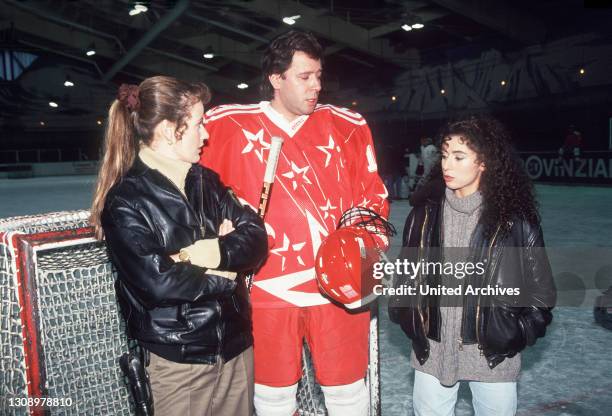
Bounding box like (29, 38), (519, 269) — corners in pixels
(431, 116), (540, 238)
(260, 30), (323, 100)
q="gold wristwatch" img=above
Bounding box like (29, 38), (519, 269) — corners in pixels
(178, 248), (191, 263)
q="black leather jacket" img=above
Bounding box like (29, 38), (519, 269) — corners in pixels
(102, 157), (268, 364)
(389, 193), (556, 369)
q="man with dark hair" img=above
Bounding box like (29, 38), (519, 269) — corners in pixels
(200, 30), (388, 416)
(260, 30), (323, 101)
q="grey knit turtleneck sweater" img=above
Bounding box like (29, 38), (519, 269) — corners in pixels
(410, 188), (521, 386)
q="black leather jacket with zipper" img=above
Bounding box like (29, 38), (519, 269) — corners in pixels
(388, 193), (556, 369)
(102, 157), (268, 364)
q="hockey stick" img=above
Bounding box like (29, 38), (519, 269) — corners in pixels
(257, 136), (284, 217)
(246, 136), (283, 290)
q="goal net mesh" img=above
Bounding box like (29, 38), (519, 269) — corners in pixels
(1, 210), (366, 415)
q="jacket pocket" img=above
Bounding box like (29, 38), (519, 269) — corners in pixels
(483, 304), (527, 355)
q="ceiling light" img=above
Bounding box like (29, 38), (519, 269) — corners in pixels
(203, 47), (214, 59)
(401, 24), (413, 32)
(64, 76), (74, 87)
(411, 23), (424, 29)
(282, 15), (301, 25)
(85, 43), (96, 56)
(129, 3), (148, 16)
(237, 83), (249, 89)
(49, 101), (58, 108)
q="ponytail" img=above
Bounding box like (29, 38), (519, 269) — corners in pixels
(90, 77), (211, 239)
(90, 100), (137, 239)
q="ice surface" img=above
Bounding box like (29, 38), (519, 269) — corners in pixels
(382, 185), (612, 416)
(0, 175), (96, 218)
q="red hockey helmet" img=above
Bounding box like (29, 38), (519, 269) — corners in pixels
(315, 226), (382, 309)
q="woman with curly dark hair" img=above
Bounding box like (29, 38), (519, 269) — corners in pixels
(389, 116), (556, 415)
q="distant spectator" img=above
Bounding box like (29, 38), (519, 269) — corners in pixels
(403, 146), (420, 192)
(420, 137), (438, 179)
(559, 125), (583, 160)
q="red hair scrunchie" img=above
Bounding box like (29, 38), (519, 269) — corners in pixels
(117, 83), (140, 112)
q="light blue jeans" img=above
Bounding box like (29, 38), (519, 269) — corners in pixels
(413, 370), (517, 416)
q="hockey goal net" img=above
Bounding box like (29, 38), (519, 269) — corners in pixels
(0, 210), (379, 416)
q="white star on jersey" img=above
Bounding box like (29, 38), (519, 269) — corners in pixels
(319, 200), (337, 220)
(359, 196), (372, 207)
(281, 162), (312, 190)
(316, 135), (341, 168)
(270, 234), (307, 271)
(241, 128), (270, 162)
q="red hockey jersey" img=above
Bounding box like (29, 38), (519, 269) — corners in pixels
(201, 101), (389, 308)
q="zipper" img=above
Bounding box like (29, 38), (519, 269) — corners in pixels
(475, 224), (502, 352)
(195, 170), (222, 359)
(443, 198), (466, 352)
(216, 301), (223, 359)
(198, 171), (206, 237)
(194, 171), (222, 359)
(459, 288), (467, 351)
(417, 209), (429, 338)
(159, 170), (205, 237)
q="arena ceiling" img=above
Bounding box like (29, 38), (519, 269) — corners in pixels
(0, 0), (605, 132)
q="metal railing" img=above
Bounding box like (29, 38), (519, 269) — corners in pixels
(0, 148), (94, 164)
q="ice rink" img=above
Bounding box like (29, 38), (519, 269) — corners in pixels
(1, 175), (611, 415)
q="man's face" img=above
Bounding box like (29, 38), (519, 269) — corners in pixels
(269, 51), (322, 121)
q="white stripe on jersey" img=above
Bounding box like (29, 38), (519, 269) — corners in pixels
(205, 108), (263, 123)
(314, 104), (366, 126)
(315, 104), (362, 119)
(207, 103), (261, 115)
(204, 104), (262, 122)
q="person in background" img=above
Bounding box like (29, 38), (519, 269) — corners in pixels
(420, 136), (438, 179)
(403, 145), (419, 193)
(559, 125), (583, 160)
(90, 76), (268, 416)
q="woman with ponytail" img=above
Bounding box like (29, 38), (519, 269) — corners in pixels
(91, 76), (267, 416)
